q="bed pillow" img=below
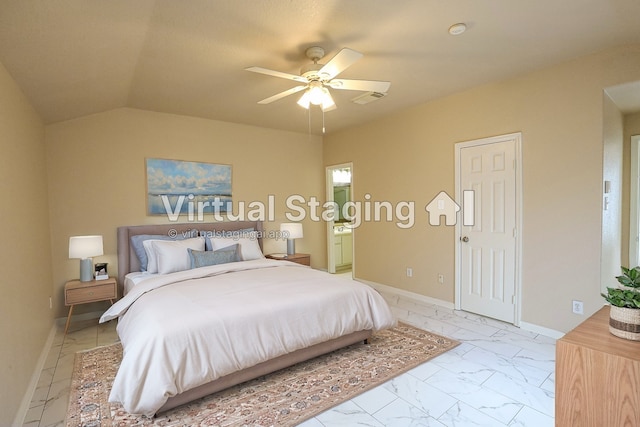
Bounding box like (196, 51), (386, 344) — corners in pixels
(188, 244), (241, 269)
(150, 237), (205, 275)
(131, 230), (197, 271)
(207, 231), (264, 261)
(199, 228), (254, 251)
(143, 238), (181, 274)
(142, 239), (162, 274)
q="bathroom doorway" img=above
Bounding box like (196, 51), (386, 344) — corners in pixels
(326, 163), (353, 276)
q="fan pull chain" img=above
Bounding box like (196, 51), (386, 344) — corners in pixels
(322, 109), (326, 134)
(308, 107), (312, 140)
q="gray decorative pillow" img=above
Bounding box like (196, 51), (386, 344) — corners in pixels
(188, 244), (241, 269)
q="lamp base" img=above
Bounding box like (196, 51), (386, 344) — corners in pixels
(286, 239), (296, 256)
(79, 258), (93, 282)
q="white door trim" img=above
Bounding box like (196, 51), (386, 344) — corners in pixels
(326, 162), (354, 275)
(454, 132), (523, 326)
(629, 135), (640, 267)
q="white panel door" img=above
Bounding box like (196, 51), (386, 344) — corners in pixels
(459, 138), (517, 323)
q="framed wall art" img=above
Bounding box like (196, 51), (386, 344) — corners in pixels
(146, 158), (232, 216)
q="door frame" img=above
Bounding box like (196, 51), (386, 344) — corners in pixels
(326, 162), (354, 275)
(454, 132), (523, 325)
(629, 135), (640, 266)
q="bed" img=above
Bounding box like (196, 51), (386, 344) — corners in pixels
(99, 221), (395, 416)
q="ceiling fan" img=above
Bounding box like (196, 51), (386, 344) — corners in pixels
(246, 46), (391, 112)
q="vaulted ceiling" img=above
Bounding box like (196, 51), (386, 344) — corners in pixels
(1, 0), (639, 135)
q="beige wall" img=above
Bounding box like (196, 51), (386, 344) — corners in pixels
(45, 108), (324, 318)
(324, 44), (640, 333)
(0, 62), (53, 424)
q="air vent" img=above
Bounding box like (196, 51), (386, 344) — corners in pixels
(351, 91), (387, 105)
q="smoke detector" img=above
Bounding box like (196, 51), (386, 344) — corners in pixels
(448, 23), (467, 35)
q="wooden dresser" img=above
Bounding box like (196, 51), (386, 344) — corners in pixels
(555, 306), (640, 426)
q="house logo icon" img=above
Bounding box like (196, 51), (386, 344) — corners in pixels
(425, 191), (460, 226)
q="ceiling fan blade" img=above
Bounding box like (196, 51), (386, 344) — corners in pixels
(318, 48), (363, 80)
(257, 85), (307, 104)
(245, 67), (308, 83)
(328, 78), (391, 93)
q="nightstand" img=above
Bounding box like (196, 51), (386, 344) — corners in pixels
(266, 253), (311, 266)
(64, 277), (117, 334)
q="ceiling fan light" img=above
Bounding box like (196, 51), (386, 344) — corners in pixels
(321, 88), (335, 111)
(308, 84), (325, 105)
(297, 91), (310, 109)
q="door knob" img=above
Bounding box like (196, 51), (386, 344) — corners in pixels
(460, 236), (469, 242)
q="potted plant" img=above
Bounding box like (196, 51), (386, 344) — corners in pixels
(602, 266), (640, 340)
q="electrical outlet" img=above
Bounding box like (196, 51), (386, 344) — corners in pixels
(406, 267), (413, 277)
(572, 300), (584, 315)
(438, 274), (444, 284)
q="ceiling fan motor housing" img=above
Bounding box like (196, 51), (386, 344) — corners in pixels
(301, 63), (326, 81)
(302, 46), (329, 81)
(305, 46), (325, 61)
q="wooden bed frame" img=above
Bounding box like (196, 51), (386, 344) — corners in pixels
(116, 221), (371, 414)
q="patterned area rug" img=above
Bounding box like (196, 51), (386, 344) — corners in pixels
(67, 323), (459, 426)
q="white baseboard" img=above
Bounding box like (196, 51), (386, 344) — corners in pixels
(356, 278), (455, 310)
(356, 277), (563, 339)
(13, 322), (57, 427)
(519, 321), (564, 339)
(15, 310), (106, 426)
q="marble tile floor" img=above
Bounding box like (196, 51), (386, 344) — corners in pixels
(23, 290), (556, 427)
(23, 317), (120, 427)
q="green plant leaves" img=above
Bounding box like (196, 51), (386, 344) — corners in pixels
(603, 286), (640, 308)
(616, 266), (640, 288)
(603, 266), (640, 308)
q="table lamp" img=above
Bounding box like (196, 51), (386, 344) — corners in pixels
(280, 223), (303, 256)
(69, 235), (104, 282)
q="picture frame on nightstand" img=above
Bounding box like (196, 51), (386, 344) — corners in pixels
(95, 262), (109, 280)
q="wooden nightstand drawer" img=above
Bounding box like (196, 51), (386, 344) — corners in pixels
(65, 278), (117, 305)
(66, 284), (115, 304)
(64, 277), (117, 334)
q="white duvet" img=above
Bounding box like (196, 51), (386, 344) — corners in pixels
(99, 259), (395, 416)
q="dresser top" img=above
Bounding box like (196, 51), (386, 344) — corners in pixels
(560, 306), (640, 360)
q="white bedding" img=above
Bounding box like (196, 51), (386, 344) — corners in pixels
(123, 271), (156, 295)
(100, 259), (395, 415)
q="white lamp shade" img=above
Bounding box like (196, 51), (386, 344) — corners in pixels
(280, 223), (303, 239)
(321, 88), (335, 111)
(308, 84), (325, 105)
(69, 235), (104, 259)
(297, 91), (311, 109)
(297, 83), (335, 111)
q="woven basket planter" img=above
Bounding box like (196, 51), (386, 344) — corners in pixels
(609, 306), (640, 340)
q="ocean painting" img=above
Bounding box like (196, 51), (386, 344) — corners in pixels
(146, 158), (232, 216)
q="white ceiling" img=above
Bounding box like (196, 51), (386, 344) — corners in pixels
(1, 0), (639, 135)
(606, 81), (640, 114)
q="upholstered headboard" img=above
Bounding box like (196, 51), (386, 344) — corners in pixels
(116, 221), (263, 297)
